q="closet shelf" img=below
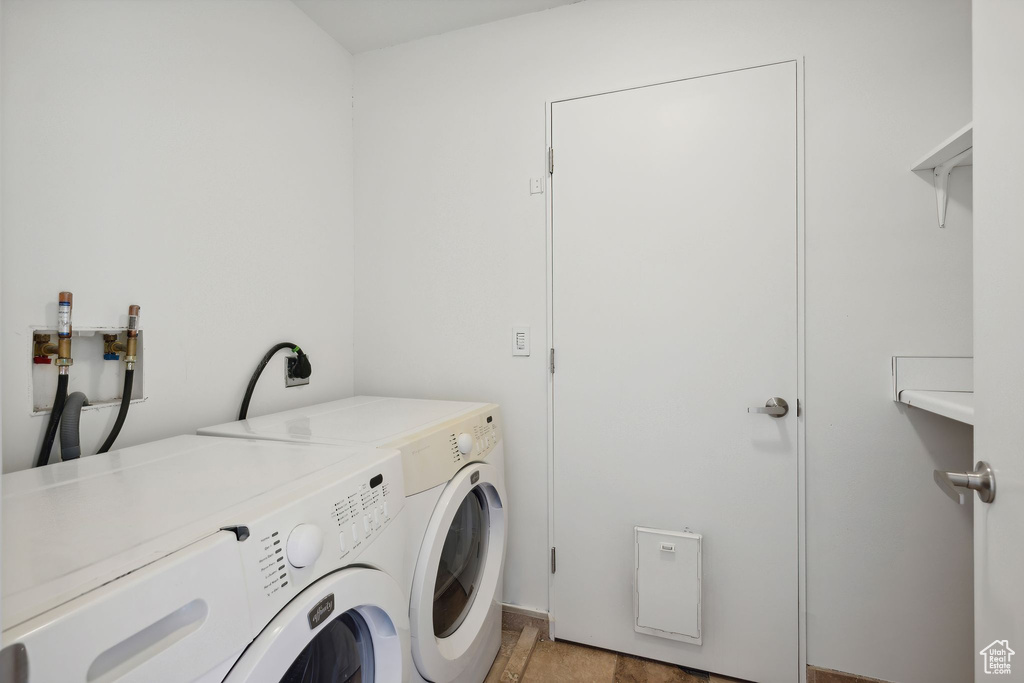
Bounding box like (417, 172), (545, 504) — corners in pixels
(912, 123), (973, 172)
(911, 122), (973, 229)
(897, 390), (974, 425)
(892, 356), (973, 425)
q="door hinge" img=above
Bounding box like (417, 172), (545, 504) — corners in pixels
(548, 147), (554, 175)
(549, 348), (555, 374)
(551, 547), (556, 573)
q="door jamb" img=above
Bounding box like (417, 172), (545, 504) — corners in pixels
(544, 57), (808, 683)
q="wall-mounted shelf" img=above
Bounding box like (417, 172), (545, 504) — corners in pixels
(912, 122), (972, 229)
(897, 390), (973, 425)
(892, 356), (973, 425)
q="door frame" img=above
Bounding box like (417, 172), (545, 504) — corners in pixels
(544, 57), (808, 682)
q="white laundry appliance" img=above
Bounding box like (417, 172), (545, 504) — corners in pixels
(1, 434), (412, 683)
(200, 396), (507, 683)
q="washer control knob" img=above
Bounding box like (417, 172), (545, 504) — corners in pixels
(286, 524), (324, 568)
(457, 432), (474, 455)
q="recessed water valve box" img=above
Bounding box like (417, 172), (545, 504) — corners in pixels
(29, 327), (146, 415)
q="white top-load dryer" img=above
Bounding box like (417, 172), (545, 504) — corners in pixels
(200, 396), (507, 683)
(1, 434), (412, 683)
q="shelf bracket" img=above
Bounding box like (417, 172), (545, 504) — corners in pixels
(933, 147), (972, 228)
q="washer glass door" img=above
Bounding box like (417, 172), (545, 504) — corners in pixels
(281, 610), (374, 683)
(433, 487), (489, 638)
(410, 460), (506, 681)
(224, 567), (408, 683)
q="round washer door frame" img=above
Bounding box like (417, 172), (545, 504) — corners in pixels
(224, 567), (410, 682)
(410, 461), (507, 681)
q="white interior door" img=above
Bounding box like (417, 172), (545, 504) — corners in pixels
(551, 62), (799, 683)
(973, 3), (1024, 679)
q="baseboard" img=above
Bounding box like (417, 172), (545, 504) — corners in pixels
(502, 604), (548, 620)
(501, 604), (550, 639)
(808, 665), (894, 683)
(498, 610), (882, 682)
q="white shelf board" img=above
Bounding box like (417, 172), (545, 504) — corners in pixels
(897, 389), (974, 425)
(892, 356), (974, 425)
(892, 356), (973, 398)
(912, 122), (973, 171)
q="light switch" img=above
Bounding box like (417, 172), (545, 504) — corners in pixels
(513, 326), (531, 356)
(530, 178), (544, 195)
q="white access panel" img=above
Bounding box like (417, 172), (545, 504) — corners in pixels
(634, 527), (701, 644)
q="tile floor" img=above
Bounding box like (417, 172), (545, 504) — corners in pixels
(486, 628), (746, 683)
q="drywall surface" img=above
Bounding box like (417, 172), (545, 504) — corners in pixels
(1, 0), (355, 472)
(352, 1), (973, 681)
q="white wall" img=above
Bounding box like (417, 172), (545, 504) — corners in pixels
(1, 0), (355, 472)
(352, 2), (974, 681)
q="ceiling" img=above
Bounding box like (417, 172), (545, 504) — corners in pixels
(292, 0), (583, 54)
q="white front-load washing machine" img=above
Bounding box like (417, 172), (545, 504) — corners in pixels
(1, 434), (412, 683)
(200, 396), (507, 683)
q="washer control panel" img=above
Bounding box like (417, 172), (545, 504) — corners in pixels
(330, 470), (395, 560)
(399, 405), (502, 496)
(234, 450), (404, 632)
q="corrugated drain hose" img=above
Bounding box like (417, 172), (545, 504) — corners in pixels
(60, 392), (90, 460)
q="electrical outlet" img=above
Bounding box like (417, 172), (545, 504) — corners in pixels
(285, 356), (310, 388)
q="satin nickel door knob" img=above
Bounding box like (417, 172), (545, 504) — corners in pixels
(748, 397), (789, 418)
(934, 461), (996, 504)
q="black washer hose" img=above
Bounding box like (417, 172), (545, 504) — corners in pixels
(35, 374), (69, 467)
(97, 368), (135, 454)
(239, 342), (302, 420)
